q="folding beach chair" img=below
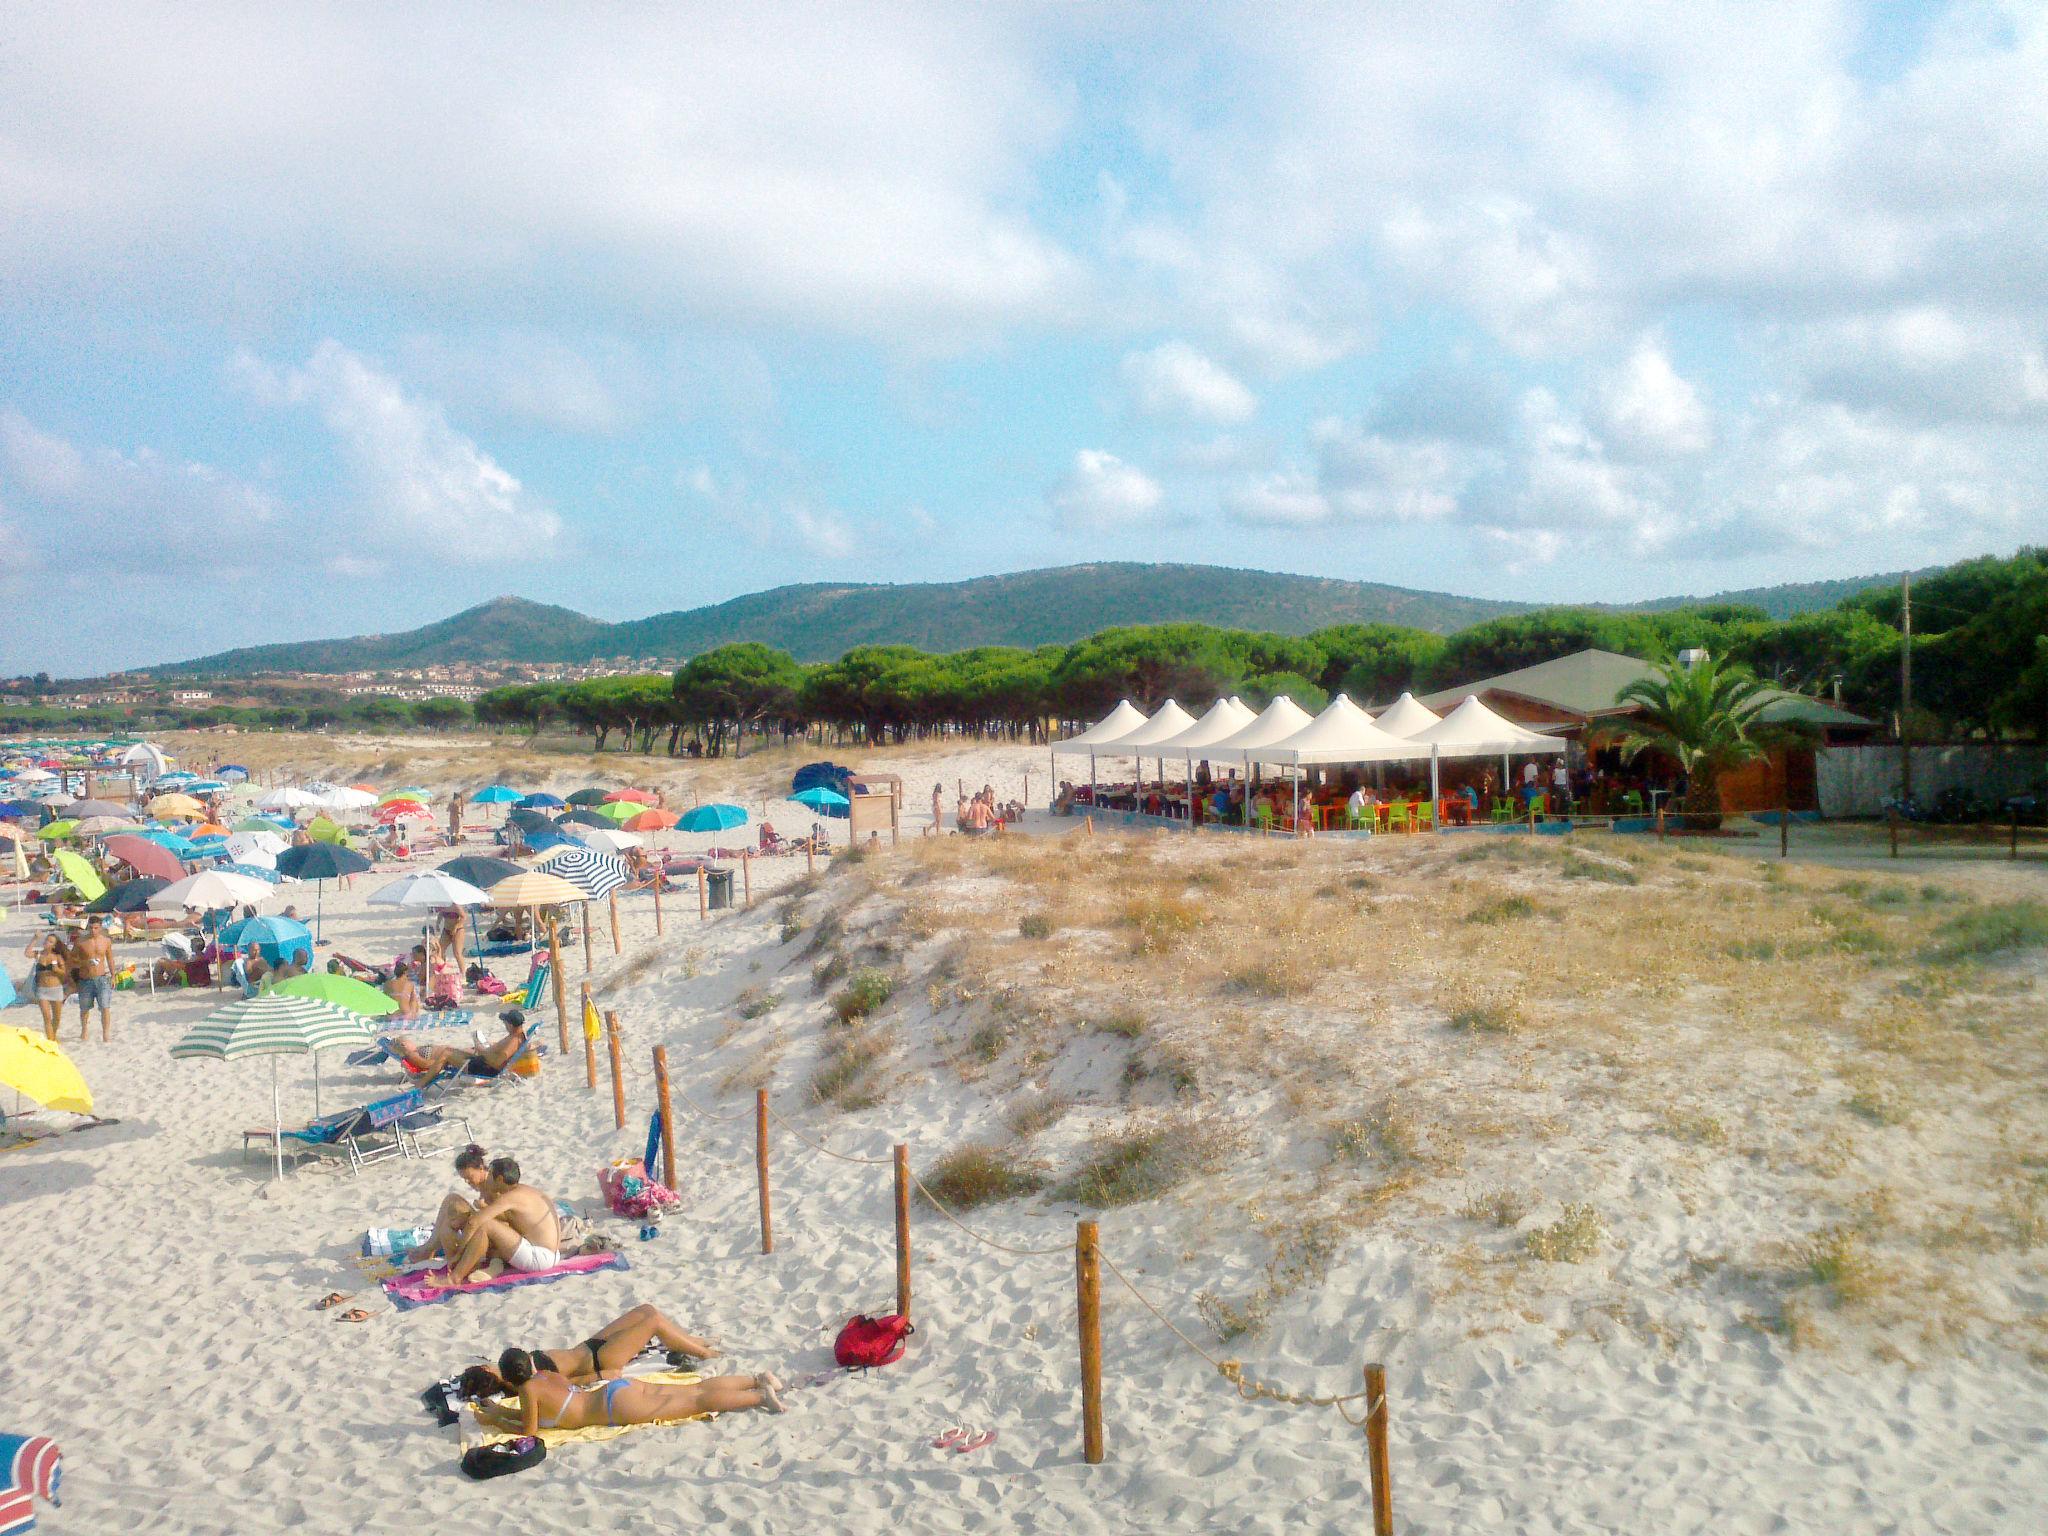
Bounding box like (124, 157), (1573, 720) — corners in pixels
(241, 1088), (442, 1175)
(521, 961), (551, 1011)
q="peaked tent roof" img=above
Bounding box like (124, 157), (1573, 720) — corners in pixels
(1409, 695), (1567, 757)
(1052, 699), (1150, 755)
(1416, 648), (1872, 728)
(1153, 697), (1258, 753)
(1206, 696), (1319, 766)
(1113, 700), (1200, 750)
(1371, 692), (1443, 737)
(1263, 695), (1420, 766)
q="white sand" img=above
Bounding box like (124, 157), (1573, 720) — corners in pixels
(3, 743), (2045, 1533)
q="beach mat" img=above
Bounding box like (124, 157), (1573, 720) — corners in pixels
(470, 1370), (711, 1448)
(383, 1250), (626, 1312)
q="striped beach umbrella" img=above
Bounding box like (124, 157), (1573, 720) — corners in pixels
(171, 994), (376, 1180)
(487, 870), (588, 908)
(539, 846), (629, 897)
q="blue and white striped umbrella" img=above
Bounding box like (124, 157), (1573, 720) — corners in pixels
(539, 846), (629, 898)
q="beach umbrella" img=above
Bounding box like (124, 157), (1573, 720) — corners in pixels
(487, 870), (588, 909)
(74, 815), (140, 837)
(472, 785), (522, 805)
(233, 815), (295, 833)
(622, 808), (678, 832)
(270, 972), (399, 1016)
(219, 914), (314, 957)
(793, 786), (850, 811)
(579, 827), (642, 853)
(148, 793), (203, 818)
(219, 862), (283, 884)
(13, 768), (55, 784)
(37, 820), (79, 842)
(374, 802), (431, 825)
(524, 828), (586, 853)
(304, 816), (350, 845)
(226, 830), (289, 863)
(505, 807), (554, 833)
(516, 792), (565, 810)
(274, 843), (371, 940)
(604, 788), (657, 805)
(590, 800), (640, 823)
(149, 868), (273, 913)
(170, 994), (375, 1179)
(0, 1026), (93, 1115)
(84, 876), (169, 914)
(67, 799), (132, 822)
(565, 788), (611, 806)
(377, 790), (429, 808)
(104, 834), (185, 882)
(255, 787), (324, 811)
(51, 850), (107, 903)
(219, 764), (249, 782)
(679, 803), (748, 833)
(439, 854), (523, 888)
(190, 821), (231, 839)
(0, 821), (27, 845)
(540, 846), (629, 898)
(559, 808), (614, 829)
(183, 780), (228, 795)
(369, 869), (491, 910)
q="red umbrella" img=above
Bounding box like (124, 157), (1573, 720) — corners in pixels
(605, 789), (657, 805)
(106, 834), (185, 881)
(374, 803), (431, 824)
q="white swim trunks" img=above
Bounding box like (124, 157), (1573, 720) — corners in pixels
(507, 1239), (560, 1273)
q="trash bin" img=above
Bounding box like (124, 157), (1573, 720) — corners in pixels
(706, 868), (735, 911)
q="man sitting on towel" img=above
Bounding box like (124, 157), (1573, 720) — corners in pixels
(436, 1154), (562, 1285)
(384, 1008), (528, 1080)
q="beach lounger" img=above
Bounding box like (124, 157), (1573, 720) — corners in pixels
(241, 1088), (443, 1175)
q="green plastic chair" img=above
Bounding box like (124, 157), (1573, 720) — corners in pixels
(1490, 797), (1514, 824)
(1254, 802), (1276, 832)
(1622, 790), (1644, 816)
(1345, 803), (1370, 832)
(1412, 799), (1436, 831)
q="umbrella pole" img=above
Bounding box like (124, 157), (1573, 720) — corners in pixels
(272, 1056), (284, 1182)
(313, 1050), (322, 1118)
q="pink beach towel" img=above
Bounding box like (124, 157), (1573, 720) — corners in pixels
(382, 1251), (626, 1312)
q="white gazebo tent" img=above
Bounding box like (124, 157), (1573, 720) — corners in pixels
(1248, 695), (1420, 827)
(1151, 697), (1258, 829)
(1407, 694), (1566, 811)
(1204, 697), (1318, 827)
(1108, 700), (1198, 811)
(1050, 699), (1151, 810)
(1371, 692), (1442, 737)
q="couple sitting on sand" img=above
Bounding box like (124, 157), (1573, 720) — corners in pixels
(458, 1302), (785, 1430)
(405, 1145), (565, 1286)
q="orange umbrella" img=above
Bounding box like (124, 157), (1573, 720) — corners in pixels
(605, 789), (657, 804)
(191, 822), (230, 838)
(622, 808), (678, 831)
(348, 783), (376, 793)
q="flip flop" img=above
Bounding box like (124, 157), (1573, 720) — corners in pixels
(953, 1430), (997, 1454)
(931, 1425), (968, 1449)
(316, 1292), (349, 1309)
(337, 1308), (375, 1323)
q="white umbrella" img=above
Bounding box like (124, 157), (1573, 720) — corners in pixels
(578, 827), (643, 853)
(307, 782), (376, 811)
(148, 868), (275, 912)
(367, 870), (492, 909)
(255, 787), (324, 811)
(225, 831), (289, 864)
(170, 994), (376, 1180)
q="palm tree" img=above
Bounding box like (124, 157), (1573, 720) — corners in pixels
(1613, 654), (1809, 828)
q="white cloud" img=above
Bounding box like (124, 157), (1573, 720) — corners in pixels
(1048, 449), (1167, 529)
(1120, 341), (1257, 424)
(1594, 337), (1712, 459)
(1223, 421), (1468, 528)
(1793, 305), (2048, 425)
(233, 341), (560, 563)
(398, 331), (644, 435)
(1222, 469), (1329, 527)
(788, 504), (855, 558)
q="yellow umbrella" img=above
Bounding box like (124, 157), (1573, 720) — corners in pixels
(487, 870), (589, 908)
(52, 849), (107, 903)
(149, 793), (204, 817)
(0, 1025), (94, 1113)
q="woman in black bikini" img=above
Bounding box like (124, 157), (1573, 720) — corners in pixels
(25, 934), (70, 1040)
(494, 1303), (720, 1384)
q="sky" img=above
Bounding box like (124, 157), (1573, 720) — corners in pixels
(2, 1), (2045, 674)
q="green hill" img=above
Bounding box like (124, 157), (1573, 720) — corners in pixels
(145, 559), (1926, 677)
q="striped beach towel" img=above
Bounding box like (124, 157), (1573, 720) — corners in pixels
(0, 1434), (60, 1535)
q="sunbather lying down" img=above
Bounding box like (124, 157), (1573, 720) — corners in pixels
(384, 1008), (527, 1079)
(465, 1348), (784, 1433)
(463, 1303), (719, 1386)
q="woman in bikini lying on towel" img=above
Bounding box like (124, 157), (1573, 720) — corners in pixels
(459, 1303), (719, 1393)
(466, 1347), (785, 1432)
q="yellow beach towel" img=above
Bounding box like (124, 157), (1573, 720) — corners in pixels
(470, 1370), (712, 1448)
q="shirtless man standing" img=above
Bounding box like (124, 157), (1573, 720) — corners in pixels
(440, 1154), (562, 1284)
(448, 791), (467, 846)
(70, 915), (115, 1041)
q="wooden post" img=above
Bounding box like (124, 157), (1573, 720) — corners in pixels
(755, 1089), (773, 1254)
(652, 872), (663, 934)
(805, 839), (815, 875)
(696, 865), (708, 921)
(1780, 805), (1789, 858)
(893, 1143), (912, 1323)
(650, 1045), (677, 1190)
(580, 902), (592, 972)
(608, 890), (621, 955)
(1084, 815), (1094, 837)
(1365, 1362), (1392, 1536)
(579, 981), (598, 1089)
(742, 852), (752, 908)
(1656, 804), (1666, 841)
(2012, 810), (2021, 860)
(1076, 1219), (1104, 1466)
(605, 1010), (625, 1130)
(1888, 810), (1899, 859)
(547, 914), (569, 1053)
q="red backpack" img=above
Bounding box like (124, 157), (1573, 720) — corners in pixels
(833, 1313), (913, 1369)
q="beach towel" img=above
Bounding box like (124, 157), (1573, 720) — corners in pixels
(470, 1370), (710, 1448)
(362, 1225), (434, 1260)
(0, 1433), (60, 1536)
(382, 1250), (626, 1312)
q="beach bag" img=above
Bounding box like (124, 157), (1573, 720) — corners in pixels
(461, 1436), (545, 1479)
(834, 1313), (913, 1369)
(599, 1159), (679, 1219)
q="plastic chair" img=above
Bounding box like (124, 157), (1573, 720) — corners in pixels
(1490, 798), (1515, 824)
(1412, 800), (1436, 831)
(1622, 790), (1644, 816)
(1345, 803), (1370, 832)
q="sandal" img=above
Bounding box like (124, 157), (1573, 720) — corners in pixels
(316, 1292), (349, 1310)
(337, 1308), (375, 1323)
(953, 1430), (996, 1454)
(931, 1426), (968, 1450)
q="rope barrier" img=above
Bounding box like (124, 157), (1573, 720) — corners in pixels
(762, 1101), (894, 1166)
(1097, 1248), (1380, 1420)
(671, 1083), (752, 1123)
(906, 1168), (1070, 1260)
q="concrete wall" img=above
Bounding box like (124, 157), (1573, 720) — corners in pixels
(1815, 743), (2048, 817)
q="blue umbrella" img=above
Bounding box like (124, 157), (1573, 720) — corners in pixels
(220, 861), (284, 884)
(525, 828), (587, 852)
(679, 803), (748, 833)
(517, 792), (565, 809)
(219, 913), (314, 966)
(792, 786), (850, 814)
(473, 785), (522, 805)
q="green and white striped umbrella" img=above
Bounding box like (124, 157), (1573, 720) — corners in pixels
(171, 994), (378, 1180)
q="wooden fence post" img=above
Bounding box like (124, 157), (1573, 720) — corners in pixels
(1365, 1362), (1392, 1536)
(894, 1144), (912, 1323)
(579, 981), (597, 1090)
(608, 890), (621, 954)
(805, 840), (815, 875)
(652, 872), (664, 934)
(1888, 810), (1899, 859)
(2012, 810), (2021, 860)
(605, 1010), (625, 1130)
(1780, 805), (1789, 859)
(547, 915), (569, 1053)
(742, 852), (752, 908)
(650, 1045), (677, 1190)
(697, 866), (708, 922)
(1077, 1219), (1104, 1465)
(756, 1089), (773, 1254)
(1656, 804), (1666, 841)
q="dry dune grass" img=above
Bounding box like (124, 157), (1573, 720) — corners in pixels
(798, 823), (2047, 1357)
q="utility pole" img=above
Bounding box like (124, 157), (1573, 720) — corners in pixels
(1899, 571), (1913, 804)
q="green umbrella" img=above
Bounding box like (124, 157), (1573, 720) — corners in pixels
(565, 788), (611, 806)
(305, 816), (350, 845)
(37, 820), (79, 841)
(269, 973), (399, 1016)
(170, 994), (376, 1180)
(591, 800), (641, 823)
(52, 849), (107, 903)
